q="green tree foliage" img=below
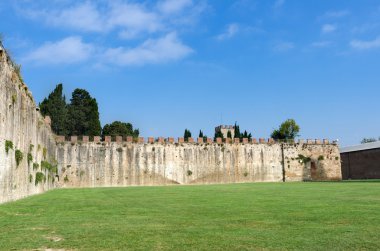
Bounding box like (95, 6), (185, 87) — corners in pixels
(199, 130), (204, 138)
(242, 130), (252, 140)
(102, 121), (139, 139)
(234, 122), (241, 139)
(214, 130), (224, 140)
(227, 130), (232, 139)
(184, 129), (192, 142)
(39, 84), (68, 135)
(67, 89), (101, 136)
(271, 119), (300, 141)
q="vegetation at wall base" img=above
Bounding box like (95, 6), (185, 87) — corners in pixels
(0, 182), (379, 250)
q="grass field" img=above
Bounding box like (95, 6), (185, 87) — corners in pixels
(0, 182), (379, 250)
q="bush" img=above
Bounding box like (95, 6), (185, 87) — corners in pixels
(64, 175), (69, 182)
(187, 170), (193, 176)
(5, 140), (13, 154)
(318, 155), (324, 161)
(15, 150), (23, 167)
(29, 174), (33, 183)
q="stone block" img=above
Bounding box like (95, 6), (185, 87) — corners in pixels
(138, 137), (145, 143)
(56, 136), (65, 143)
(251, 138), (257, 144)
(178, 137), (184, 143)
(104, 136), (111, 143)
(168, 137), (174, 143)
(242, 138), (248, 144)
(207, 138), (213, 144)
(127, 136), (133, 143)
(323, 139), (329, 145)
(82, 136), (89, 143)
(116, 136), (122, 143)
(234, 138), (240, 144)
(268, 138), (275, 144)
(71, 136), (78, 143)
(198, 137), (203, 143)
(188, 137), (194, 143)
(216, 137), (222, 144)
(94, 136), (101, 143)
(148, 137), (154, 143)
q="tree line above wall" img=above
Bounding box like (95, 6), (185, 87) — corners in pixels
(39, 84), (139, 139)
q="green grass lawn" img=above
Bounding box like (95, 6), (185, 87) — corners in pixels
(1, 182), (380, 250)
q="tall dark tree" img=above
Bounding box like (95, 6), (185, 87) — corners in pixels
(184, 129), (192, 142)
(271, 119), (300, 141)
(227, 130), (232, 139)
(67, 89), (101, 136)
(199, 130), (204, 138)
(214, 130), (224, 140)
(234, 122), (241, 139)
(102, 121), (139, 139)
(39, 83), (68, 135)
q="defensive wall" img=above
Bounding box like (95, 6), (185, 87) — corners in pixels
(0, 42), (342, 204)
(55, 136), (342, 188)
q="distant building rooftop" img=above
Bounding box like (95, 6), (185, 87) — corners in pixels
(340, 141), (380, 153)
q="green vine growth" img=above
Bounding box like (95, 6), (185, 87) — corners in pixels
(27, 153), (33, 165)
(33, 163), (39, 170)
(15, 149), (23, 167)
(5, 140), (13, 154)
(35, 172), (45, 186)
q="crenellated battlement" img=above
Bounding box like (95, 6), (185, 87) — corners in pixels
(56, 135), (333, 145)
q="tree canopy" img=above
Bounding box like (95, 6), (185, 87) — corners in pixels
(102, 121), (139, 138)
(271, 119), (300, 141)
(67, 89), (101, 136)
(39, 83), (68, 135)
(184, 129), (192, 141)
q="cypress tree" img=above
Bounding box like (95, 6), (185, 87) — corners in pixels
(39, 83), (68, 135)
(227, 130), (232, 139)
(199, 130), (204, 138)
(184, 129), (192, 142)
(234, 122), (241, 139)
(67, 89), (101, 136)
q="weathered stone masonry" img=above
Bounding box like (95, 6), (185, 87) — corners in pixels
(56, 138), (341, 188)
(0, 43), (342, 204)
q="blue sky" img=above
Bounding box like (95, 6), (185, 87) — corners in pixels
(1, 0), (380, 146)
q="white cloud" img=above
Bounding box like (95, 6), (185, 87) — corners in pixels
(273, 41), (294, 52)
(104, 33), (193, 66)
(108, 2), (162, 39)
(322, 24), (336, 34)
(274, 0), (285, 9)
(350, 37), (380, 50)
(158, 0), (193, 14)
(18, 1), (204, 39)
(322, 10), (350, 19)
(216, 23), (239, 40)
(23, 37), (94, 64)
(24, 2), (105, 32)
(311, 41), (332, 48)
